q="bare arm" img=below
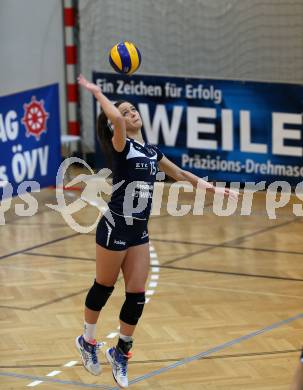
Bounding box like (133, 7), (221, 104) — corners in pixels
(159, 156), (238, 200)
(77, 74), (126, 151)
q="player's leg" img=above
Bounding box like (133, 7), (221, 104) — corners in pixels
(290, 351), (303, 390)
(76, 243), (127, 376)
(85, 244), (126, 324)
(106, 242), (150, 387)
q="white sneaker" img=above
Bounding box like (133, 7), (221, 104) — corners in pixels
(106, 346), (131, 388)
(75, 335), (101, 375)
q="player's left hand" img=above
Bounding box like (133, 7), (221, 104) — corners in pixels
(214, 186), (240, 201)
(77, 74), (101, 95)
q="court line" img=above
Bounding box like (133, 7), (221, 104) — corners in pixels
(152, 237), (220, 247)
(1, 209), (300, 386)
(127, 312), (303, 387)
(22, 250), (303, 283)
(31, 272), (117, 312)
(24, 252), (95, 262)
(0, 351), (291, 369)
(0, 348), (300, 369)
(0, 272), (126, 312)
(24, 252), (165, 273)
(159, 264), (303, 282)
(223, 245), (303, 256)
(25, 243), (160, 387)
(191, 349), (302, 359)
(0, 372), (112, 389)
(2, 313), (302, 389)
(0, 232), (81, 261)
(151, 237), (303, 256)
(24, 288), (88, 311)
(227, 217), (297, 245)
(0, 289), (88, 311)
(161, 217), (298, 266)
(163, 281), (303, 300)
(162, 246), (219, 265)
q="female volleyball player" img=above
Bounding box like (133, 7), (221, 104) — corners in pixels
(75, 74), (238, 388)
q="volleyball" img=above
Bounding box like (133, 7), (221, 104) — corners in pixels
(109, 41), (141, 75)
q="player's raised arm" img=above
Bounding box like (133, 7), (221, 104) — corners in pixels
(77, 74), (126, 151)
(159, 155), (239, 200)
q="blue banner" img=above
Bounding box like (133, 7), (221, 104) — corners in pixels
(0, 84), (61, 197)
(93, 72), (303, 185)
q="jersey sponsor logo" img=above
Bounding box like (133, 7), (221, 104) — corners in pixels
(136, 162), (148, 170)
(132, 183), (153, 198)
(114, 239), (126, 245)
(141, 230), (148, 239)
(146, 146), (157, 157)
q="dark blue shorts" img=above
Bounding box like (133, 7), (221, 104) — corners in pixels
(96, 210), (149, 251)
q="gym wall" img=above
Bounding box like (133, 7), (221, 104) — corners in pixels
(0, 0), (67, 134)
(78, 0), (303, 153)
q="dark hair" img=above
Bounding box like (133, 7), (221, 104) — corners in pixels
(96, 100), (126, 169)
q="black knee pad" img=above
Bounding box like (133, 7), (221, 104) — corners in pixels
(119, 292), (146, 325)
(85, 280), (114, 311)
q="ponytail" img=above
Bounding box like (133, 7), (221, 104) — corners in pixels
(96, 100), (126, 169)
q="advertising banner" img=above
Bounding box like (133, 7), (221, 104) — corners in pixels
(0, 84), (61, 197)
(93, 72), (303, 185)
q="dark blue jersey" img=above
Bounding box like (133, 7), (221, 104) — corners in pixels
(107, 138), (164, 220)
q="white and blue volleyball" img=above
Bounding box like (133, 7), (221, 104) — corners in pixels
(109, 41), (141, 75)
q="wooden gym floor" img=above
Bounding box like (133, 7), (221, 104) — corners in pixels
(0, 179), (303, 389)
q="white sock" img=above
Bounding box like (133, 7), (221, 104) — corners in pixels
(119, 333), (133, 342)
(83, 322), (97, 342)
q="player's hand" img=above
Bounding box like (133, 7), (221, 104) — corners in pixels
(214, 186), (240, 201)
(77, 74), (101, 95)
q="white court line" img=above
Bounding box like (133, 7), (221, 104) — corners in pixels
(145, 243), (159, 303)
(46, 371), (61, 377)
(25, 241), (160, 387)
(146, 290), (155, 296)
(107, 332), (119, 339)
(64, 361), (77, 367)
(151, 260), (159, 265)
(27, 381), (43, 387)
